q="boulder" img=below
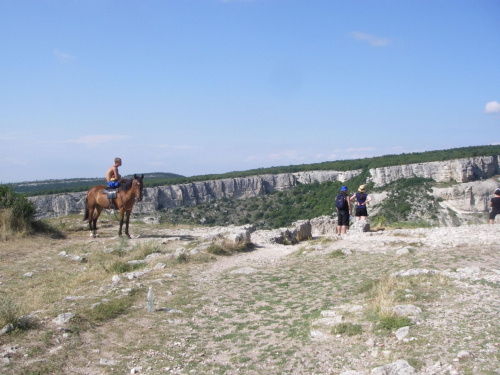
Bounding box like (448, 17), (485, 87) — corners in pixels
(310, 215), (337, 237)
(350, 220), (370, 233)
(371, 359), (416, 375)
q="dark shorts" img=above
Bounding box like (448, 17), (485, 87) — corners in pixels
(356, 206), (368, 217)
(490, 210), (500, 220)
(337, 210), (350, 226)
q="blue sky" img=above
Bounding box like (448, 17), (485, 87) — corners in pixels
(1, 0), (499, 183)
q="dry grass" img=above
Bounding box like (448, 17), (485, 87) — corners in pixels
(0, 217), (499, 375)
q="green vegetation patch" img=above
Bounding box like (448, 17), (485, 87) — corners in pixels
(331, 322), (363, 336)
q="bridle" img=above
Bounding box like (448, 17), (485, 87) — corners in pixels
(134, 178), (143, 202)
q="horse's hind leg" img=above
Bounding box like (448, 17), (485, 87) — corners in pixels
(88, 205), (96, 237)
(118, 209), (125, 237)
(92, 206), (103, 237)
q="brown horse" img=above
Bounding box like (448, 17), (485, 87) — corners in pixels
(84, 174), (144, 238)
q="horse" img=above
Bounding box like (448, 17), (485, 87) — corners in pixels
(84, 174), (144, 238)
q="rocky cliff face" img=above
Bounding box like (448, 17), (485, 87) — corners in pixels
(29, 156), (500, 221)
(30, 170), (361, 219)
(368, 156), (500, 186)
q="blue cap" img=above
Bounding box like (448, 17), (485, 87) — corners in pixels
(341, 185), (348, 192)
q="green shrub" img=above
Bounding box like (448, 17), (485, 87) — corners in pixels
(0, 295), (20, 328)
(0, 184), (36, 235)
(207, 243), (230, 256)
(88, 298), (132, 321)
(207, 241), (254, 256)
(378, 315), (412, 331)
(107, 260), (132, 274)
(331, 323), (363, 336)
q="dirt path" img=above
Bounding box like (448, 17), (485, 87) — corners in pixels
(1, 223), (500, 374)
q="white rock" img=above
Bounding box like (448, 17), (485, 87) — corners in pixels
(0, 323), (14, 336)
(320, 310), (338, 317)
(52, 313), (75, 325)
(396, 248), (410, 256)
(312, 316), (344, 326)
(112, 275), (121, 283)
(230, 267), (258, 274)
(456, 350), (473, 360)
(310, 330), (331, 341)
(395, 326), (410, 341)
(393, 304), (422, 317)
(100, 358), (117, 366)
(371, 359), (416, 375)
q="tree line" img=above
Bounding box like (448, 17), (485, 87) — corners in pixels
(9, 144), (500, 196)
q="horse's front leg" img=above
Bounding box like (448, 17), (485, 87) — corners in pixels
(124, 210), (132, 239)
(118, 208), (125, 237)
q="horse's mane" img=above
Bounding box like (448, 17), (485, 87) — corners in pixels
(118, 175), (143, 192)
(119, 179), (133, 192)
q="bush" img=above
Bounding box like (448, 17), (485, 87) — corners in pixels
(207, 240), (254, 256)
(88, 298), (132, 321)
(0, 295), (20, 328)
(378, 314), (412, 331)
(0, 184), (36, 235)
(331, 322), (363, 336)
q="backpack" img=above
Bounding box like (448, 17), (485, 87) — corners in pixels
(335, 194), (346, 209)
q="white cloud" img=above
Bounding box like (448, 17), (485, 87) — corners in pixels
(54, 49), (75, 62)
(351, 31), (391, 47)
(484, 101), (500, 115)
(66, 135), (130, 145)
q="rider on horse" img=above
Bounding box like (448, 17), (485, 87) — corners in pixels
(106, 157), (122, 208)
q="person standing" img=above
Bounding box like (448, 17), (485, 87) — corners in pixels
(335, 185), (352, 235)
(350, 185), (372, 221)
(489, 188), (500, 224)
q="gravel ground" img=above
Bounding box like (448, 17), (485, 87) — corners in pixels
(1, 222), (499, 374)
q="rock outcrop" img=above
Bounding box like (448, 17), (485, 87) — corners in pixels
(29, 156), (500, 221)
(30, 170), (360, 219)
(368, 155), (499, 187)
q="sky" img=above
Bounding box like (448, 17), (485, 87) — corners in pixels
(1, 0), (499, 183)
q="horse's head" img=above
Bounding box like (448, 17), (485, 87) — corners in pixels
(133, 174), (144, 202)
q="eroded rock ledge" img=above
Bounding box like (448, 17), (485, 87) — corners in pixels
(30, 156), (500, 219)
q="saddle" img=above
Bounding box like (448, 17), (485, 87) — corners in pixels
(102, 188), (118, 201)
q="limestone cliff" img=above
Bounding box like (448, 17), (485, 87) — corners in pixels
(368, 155), (499, 186)
(29, 156), (500, 221)
(30, 170), (361, 219)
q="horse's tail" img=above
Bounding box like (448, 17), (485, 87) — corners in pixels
(83, 196), (89, 222)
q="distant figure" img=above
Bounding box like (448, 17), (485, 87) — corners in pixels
(489, 188), (500, 224)
(106, 157), (122, 209)
(335, 185), (352, 235)
(350, 185), (372, 222)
